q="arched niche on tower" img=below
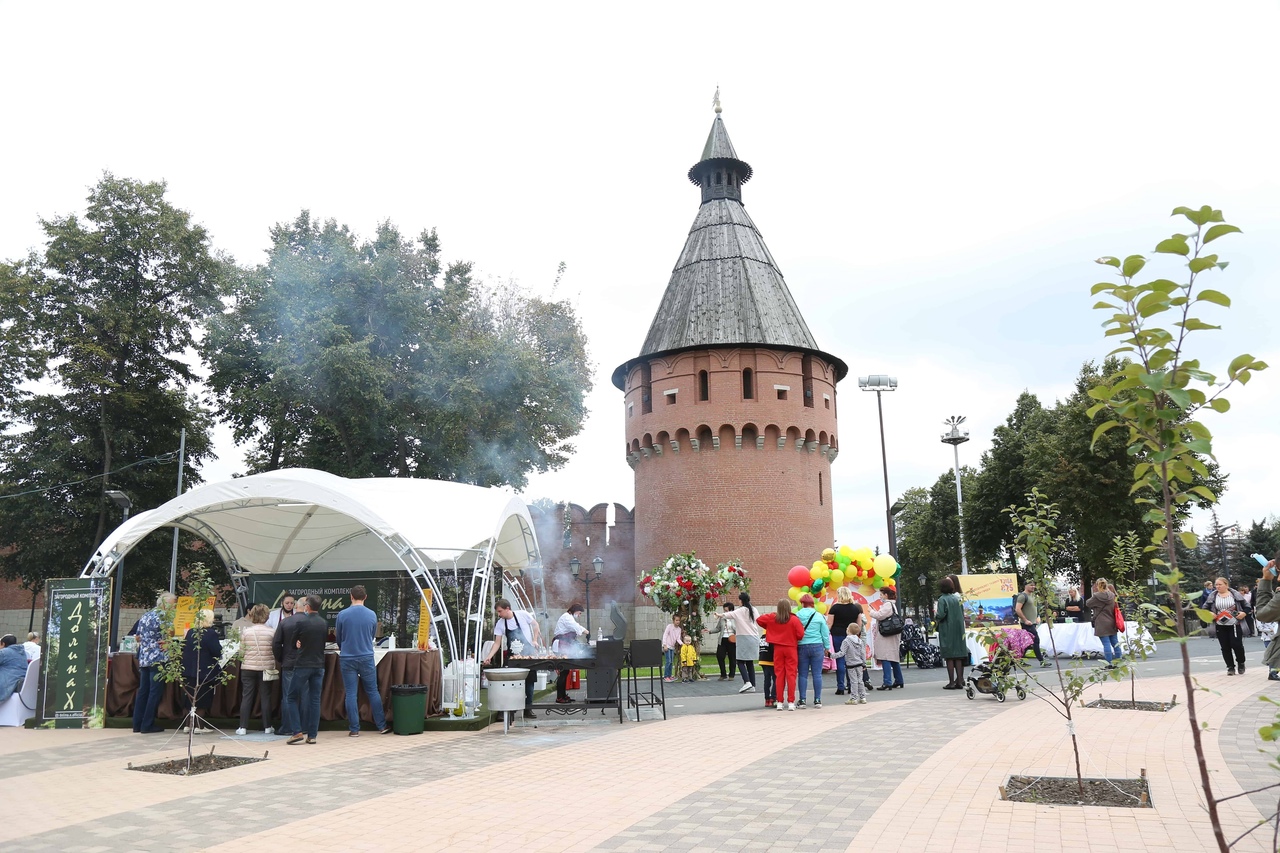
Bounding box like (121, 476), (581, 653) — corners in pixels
(674, 427), (691, 453)
(742, 422), (759, 451)
(764, 423), (782, 450)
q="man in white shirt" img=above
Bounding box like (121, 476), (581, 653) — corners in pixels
(482, 599), (542, 719)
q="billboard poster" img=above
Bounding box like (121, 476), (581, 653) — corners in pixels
(38, 578), (112, 729)
(248, 572), (433, 648)
(958, 573), (1019, 626)
(173, 595), (216, 638)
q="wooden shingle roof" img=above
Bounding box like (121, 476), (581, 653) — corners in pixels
(612, 114), (844, 389)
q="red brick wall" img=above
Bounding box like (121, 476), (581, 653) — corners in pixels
(621, 347), (840, 607)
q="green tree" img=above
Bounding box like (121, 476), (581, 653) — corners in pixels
(965, 392), (1046, 565)
(1088, 205), (1267, 851)
(1235, 520), (1276, 587)
(0, 174), (219, 602)
(203, 213), (592, 487)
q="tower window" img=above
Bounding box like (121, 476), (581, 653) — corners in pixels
(664, 388), (678, 405)
(742, 368), (754, 400)
(715, 172), (722, 185)
(776, 388), (788, 401)
(698, 370), (709, 402)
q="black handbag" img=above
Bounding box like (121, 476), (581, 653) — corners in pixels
(877, 602), (905, 637)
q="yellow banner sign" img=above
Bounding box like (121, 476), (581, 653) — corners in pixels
(173, 596), (215, 637)
(958, 573), (1018, 626)
(417, 588), (434, 650)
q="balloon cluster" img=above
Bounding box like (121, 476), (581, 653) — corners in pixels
(786, 545), (899, 614)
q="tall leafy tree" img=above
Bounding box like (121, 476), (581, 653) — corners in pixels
(203, 213), (592, 488)
(1235, 520), (1277, 586)
(964, 392), (1046, 567)
(0, 175), (219, 602)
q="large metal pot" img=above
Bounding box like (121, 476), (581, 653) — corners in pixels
(486, 668), (529, 712)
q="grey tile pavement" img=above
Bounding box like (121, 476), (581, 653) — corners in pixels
(1219, 683), (1280, 819)
(590, 699), (1005, 853)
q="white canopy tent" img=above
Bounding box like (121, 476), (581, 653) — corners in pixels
(80, 468), (548, 665)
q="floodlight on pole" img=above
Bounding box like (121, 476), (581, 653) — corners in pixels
(940, 416), (971, 575)
(858, 375), (898, 558)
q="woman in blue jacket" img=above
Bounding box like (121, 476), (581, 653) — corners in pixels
(793, 594), (832, 708)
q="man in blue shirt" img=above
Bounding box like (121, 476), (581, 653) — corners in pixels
(334, 585), (391, 736)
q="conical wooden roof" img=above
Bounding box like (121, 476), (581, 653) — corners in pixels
(612, 114), (844, 389)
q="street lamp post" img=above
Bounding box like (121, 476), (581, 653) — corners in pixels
(570, 556), (604, 634)
(940, 416), (971, 575)
(858, 375), (898, 558)
(104, 489), (132, 651)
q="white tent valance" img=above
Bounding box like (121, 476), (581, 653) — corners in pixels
(83, 468), (539, 577)
(80, 468), (545, 664)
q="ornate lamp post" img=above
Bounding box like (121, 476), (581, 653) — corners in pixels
(570, 556), (604, 634)
(859, 375), (898, 558)
(104, 489), (132, 650)
(940, 416), (971, 575)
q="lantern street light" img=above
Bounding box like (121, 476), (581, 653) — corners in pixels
(858, 375), (898, 558)
(569, 556), (604, 634)
(104, 490), (133, 650)
(940, 416), (971, 575)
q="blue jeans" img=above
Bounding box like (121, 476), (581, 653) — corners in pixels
(279, 669), (301, 735)
(289, 667), (324, 738)
(339, 655), (387, 732)
(834, 652), (848, 692)
(663, 648), (675, 678)
(133, 665), (164, 731)
(797, 644), (824, 702)
(882, 660), (903, 687)
(1100, 634), (1121, 663)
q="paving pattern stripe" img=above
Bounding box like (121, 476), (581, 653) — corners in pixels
(1219, 684), (1280, 819)
(5, 725), (614, 850)
(588, 697), (1007, 853)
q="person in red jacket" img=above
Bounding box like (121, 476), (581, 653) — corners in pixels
(758, 600), (805, 710)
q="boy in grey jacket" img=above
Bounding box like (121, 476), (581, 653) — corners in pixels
(840, 626), (868, 704)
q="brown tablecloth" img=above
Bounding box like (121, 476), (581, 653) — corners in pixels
(106, 651), (442, 722)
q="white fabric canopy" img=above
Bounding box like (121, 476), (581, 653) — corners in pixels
(81, 468), (539, 577)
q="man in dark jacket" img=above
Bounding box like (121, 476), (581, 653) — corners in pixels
(272, 600), (303, 737)
(280, 596), (328, 744)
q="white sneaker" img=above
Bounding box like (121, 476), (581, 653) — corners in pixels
(776, 702), (786, 711)
(787, 702), (796, 711)
(181, 725), (191, 733)
(814, 702), (822, 709)
(235, 727), (247, 736)
(738, 683), (754, 693)
(859, 698), (867, 704)
(194, 726), (212, 734)
(264, 727), (275, 735)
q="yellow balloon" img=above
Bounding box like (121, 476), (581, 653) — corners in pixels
(810, 564), (825, 580)
(830, 569), (845, 587)
(821, 548), (837, 562)
(838, 545), (855, 560)
(815, 601), (829, 614)
(853, 548), (875, 568)
(873, 553), (898, 578)
(788, 586), (803, 601)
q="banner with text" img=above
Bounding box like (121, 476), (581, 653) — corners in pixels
(958, 573), (1019, 627)
(249, 572), (433, 648)
(38, 578), (111, 728)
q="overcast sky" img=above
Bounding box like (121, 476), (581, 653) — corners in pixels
(3, 3), (1277, 560)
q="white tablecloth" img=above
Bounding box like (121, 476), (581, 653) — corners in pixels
(965, 623), (1153, 663)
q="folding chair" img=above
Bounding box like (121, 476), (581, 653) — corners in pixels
(626, 639), (665, 721)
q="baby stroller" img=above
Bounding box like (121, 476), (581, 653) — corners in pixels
(900, 622), (943, 669)
(965, 648), (1027, 703)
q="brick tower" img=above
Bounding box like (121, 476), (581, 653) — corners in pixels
(612, 102), (847, 617)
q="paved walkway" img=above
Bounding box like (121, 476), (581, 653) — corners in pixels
(3, 667), (1278, 852)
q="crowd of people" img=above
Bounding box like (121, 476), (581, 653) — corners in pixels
(127, 585), (394, 742)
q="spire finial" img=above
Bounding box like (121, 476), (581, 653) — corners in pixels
(712, 86), (721, 115)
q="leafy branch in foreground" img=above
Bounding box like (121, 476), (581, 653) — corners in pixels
(1088, 205), (1268, 852)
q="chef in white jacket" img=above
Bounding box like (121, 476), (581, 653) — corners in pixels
(552, 603), (589, 703)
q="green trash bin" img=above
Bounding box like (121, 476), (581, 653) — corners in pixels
(390, 684), (428, 735)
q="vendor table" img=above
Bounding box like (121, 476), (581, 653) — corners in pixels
(106, 649), (442, 723)
(493, 651), (625, 723)
(964, 623), (1153, 664)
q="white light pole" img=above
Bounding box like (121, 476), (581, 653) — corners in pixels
(940, 416), (970, 574)
(858, 375), (898, 558)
